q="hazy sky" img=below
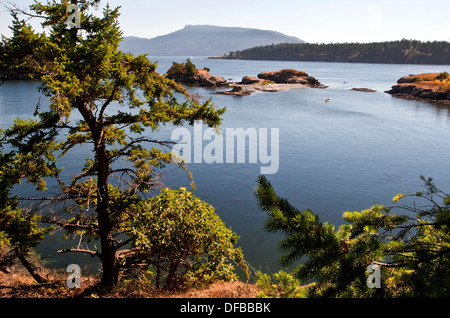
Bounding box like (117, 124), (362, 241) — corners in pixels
(1, 0), (449, 43)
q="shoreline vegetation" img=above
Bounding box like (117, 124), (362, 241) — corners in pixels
(211, 39), (450, 65)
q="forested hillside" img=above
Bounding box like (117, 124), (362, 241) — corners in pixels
(220, 40), (450, 64)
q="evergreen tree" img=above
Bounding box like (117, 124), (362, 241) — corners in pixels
(0, 0), (226, 289)
(0, 141), (57, 283)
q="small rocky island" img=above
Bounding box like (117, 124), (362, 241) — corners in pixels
(165, 59), (326, 96)
(351, 87), (377, 92)
(386, 72), (450, 104)
(165, 59), (228, 87)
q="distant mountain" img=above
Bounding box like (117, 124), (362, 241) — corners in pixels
(119, 25), (305, 56)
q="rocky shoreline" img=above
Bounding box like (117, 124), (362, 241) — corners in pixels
(385, 73), (450, 105)
(165, 64), (327, 96)
(214, 82), (312, 96)
(214, 69), (327, 96)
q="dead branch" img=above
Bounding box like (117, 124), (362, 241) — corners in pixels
(57, 248), (101, 258)
(0, 1), (48, 20)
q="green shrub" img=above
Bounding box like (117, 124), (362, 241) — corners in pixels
(130, 187), (248, 290)
(184, 58), (198, 76)
(256, 270), (308, 298)
(166, 59), (198, 79)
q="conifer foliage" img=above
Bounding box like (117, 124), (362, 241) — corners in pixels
(255, 175), (450, 297)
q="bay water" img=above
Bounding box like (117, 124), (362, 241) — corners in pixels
(1, 57), (450, 275)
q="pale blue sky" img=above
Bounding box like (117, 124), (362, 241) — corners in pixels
(1, 0), (449, 43)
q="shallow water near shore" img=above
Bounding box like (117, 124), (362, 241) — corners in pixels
(1, 58), (450, 275)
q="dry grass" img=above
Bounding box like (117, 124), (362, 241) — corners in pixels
(0, 268), (100, 298)
(255, 80), (276, 86)
(0, 267), (259, 299)
(278, 69), (309, 77)
(441, 82), (450, 93)
(154, 281), (259, 299)
(414, 73), (441, 81)
(407, 73), (450, 92)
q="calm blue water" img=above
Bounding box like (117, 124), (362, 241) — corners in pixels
(1, 58), (450, 274)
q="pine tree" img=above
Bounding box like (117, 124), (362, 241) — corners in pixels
(255, 175), (450, 297)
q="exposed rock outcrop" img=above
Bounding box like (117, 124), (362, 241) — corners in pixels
(351, 87), (377, 92)
(241, 76), (266, 85)
(386, 85), (450, 103)
(396, 76), (419, 84)
(214, 83), (314, 96)
(257, 69), (326, 88)
(214, 86), (253, 96)
(386, 73), (450, 104)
